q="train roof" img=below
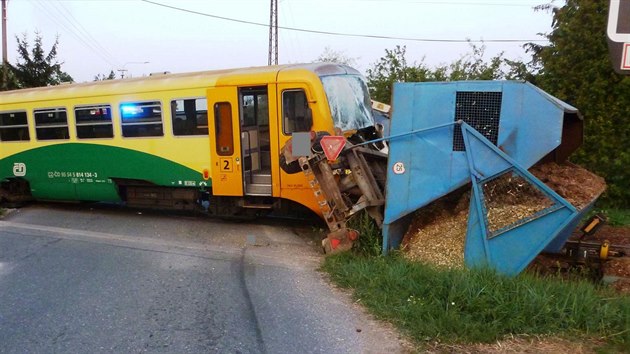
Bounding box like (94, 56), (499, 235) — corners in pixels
(0, 63), (361, 105)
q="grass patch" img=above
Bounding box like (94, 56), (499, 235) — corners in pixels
(347, 210), (382, 257)
(602, 208), (630, 227)
(587, 208), (630, 227)
(322, 252), (630, 347)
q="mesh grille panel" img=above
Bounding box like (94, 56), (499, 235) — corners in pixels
(482, 171), (555, 235)
(453, 91), (502, 151)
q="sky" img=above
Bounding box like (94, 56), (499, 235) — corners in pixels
(2, 0), (563, 82)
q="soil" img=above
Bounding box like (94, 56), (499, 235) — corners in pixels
(427, 336), (606, 354)
(610, 278), (630, 293)
(603, 257), (630, 277)
(528, 224), (630, 294)
(583, 224), (630, 247)
(577, 224), (630, 293)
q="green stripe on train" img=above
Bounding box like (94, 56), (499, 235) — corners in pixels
(0, 143), (210, 201)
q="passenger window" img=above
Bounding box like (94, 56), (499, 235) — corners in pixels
(0, 111), (30, 142)
(120, 101), (163, 138)
(282, 90), (311, 134)
(34, 108), (69, 140)
(75, 104), (114, 139)
(214, 102), (234, 156)
(170, 98), (209, 136)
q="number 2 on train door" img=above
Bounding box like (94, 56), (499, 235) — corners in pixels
(220, 158), (233, 172)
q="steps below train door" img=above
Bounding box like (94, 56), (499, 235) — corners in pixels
(244, 170), (272, 196)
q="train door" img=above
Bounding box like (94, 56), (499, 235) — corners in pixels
(207, 86), (243, 196)
(239, 86), (272, 196)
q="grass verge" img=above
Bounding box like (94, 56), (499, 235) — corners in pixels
(321, 252), (630, 349)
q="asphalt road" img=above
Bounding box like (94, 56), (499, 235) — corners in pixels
(0, 204), (406, 354)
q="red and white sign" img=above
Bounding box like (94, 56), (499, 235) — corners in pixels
(623, 43), (630, 70)
(608, 0), (630, 43)
(320, 136), (346, 161)
(607, 0), (630, 74)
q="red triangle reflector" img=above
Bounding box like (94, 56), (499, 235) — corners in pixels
(320, 136), (346, 161)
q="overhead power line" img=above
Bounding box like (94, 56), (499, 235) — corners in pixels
(331, 0), (546, 6)
(52, 0), (121, 67)
(140, 0), (548, 43)
(32, 0), (120, 68)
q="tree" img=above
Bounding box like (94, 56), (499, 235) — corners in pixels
(365, 44), (529, 103)
(0, 63), (19, 90)
(94, 70), (117, 81)
(314, 47), (358, 67)
(533, 0), (630, 206)
(12, 32), (73, 88)
(365, 45), (436, 103)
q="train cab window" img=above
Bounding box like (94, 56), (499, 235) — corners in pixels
(34, 108), (69, 140)
(120, 101), (164, 138)
(170, 98), (209, 136)
(75, 105), (114, 139)
(0, 111), (30, 142)
(282, 89), (312, 135)
(214, 102), (234, 156)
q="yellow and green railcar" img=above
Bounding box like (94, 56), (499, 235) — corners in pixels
(0, 63), (375, 217)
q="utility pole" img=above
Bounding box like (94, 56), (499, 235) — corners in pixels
(117, 61), (149, 79)
(117, 68), (128, 79)
(2, 0), (8, 90)
(268, 0), (278, 66)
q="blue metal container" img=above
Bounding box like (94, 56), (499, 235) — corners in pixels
(382, 81), (592, 275)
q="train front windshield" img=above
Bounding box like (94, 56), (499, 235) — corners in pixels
(320, 75), (374, 132)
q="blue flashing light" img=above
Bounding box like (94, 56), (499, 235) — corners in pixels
(121, 104), (142, 116)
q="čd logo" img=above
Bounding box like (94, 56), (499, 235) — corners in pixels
(13, 163), (26, 177)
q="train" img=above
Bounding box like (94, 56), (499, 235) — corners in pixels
(0, 63), (381, 218)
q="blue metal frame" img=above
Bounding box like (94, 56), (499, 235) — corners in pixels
(461, 123), (578, 275)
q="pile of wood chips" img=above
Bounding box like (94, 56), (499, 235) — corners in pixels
(483, 173), (554, 233)
(403, 162), (606, 269)
(402, 192), (469, 269)
(529, 162), (606, 210)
